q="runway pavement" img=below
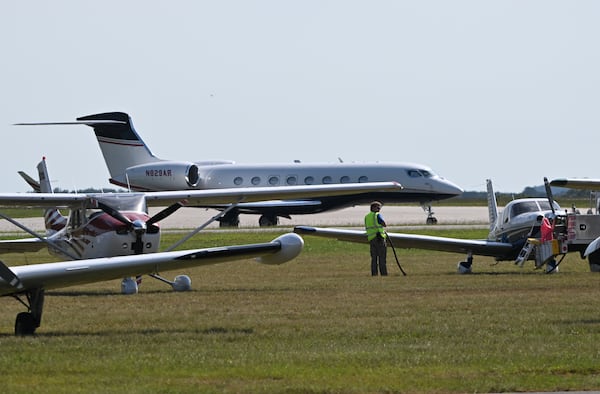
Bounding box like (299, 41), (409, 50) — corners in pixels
(0, 205), (490, 233)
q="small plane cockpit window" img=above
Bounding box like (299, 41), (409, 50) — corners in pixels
(286, 176), (297, 185)
(233, 177), (243, 186)
(358, 176), (368, 183)
(407, 170), (422, 178)
(340, 176), (350, 183)
(322, 176), (333, 184)
(510, 201), (540, 218)
(251, 176), (261, 185)
(304, 176), (314, 185)
(420, 170), (432, 178)
(269, 176), (280, 186)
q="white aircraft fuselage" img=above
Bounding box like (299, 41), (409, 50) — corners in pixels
(122, 161), (462, 214)
(17, 112), (463, 225)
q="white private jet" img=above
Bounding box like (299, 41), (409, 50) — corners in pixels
(15, 112), (463, 226)
(0, 162), (401, 335)
(295, 179), (566, 274)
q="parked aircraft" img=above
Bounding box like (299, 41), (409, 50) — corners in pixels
(15, 112), (463, 226)
(0, 232), (305, 335)
(294, 179), (563, 274)
(0, 164), (400, 335)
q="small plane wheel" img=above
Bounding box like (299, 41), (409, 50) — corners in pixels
(587, 250), (600, 272)
(15, 312), (37, 336)
(426, 217), (438, 225)
(457, 261), (472, 274)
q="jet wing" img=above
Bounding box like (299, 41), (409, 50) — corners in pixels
(549, 178), (600, 190)
(0, 233), (303, 296)
(293, 226), (515, 258)
(0, 182), (401, 209)
(142, 182), (401, 206)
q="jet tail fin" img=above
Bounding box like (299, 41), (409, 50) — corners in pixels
(15, 112), (161, 187)
(76, 112), (161, 185)
(486, 179), (499, 232)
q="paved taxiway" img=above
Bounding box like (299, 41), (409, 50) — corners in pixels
(0, 205), (490, 233)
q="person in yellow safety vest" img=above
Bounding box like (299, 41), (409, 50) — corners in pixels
(364, 201), (388, 276)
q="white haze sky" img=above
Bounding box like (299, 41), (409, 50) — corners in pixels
(1, 1), (599, 194)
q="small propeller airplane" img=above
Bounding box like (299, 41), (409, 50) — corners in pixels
(0, 158), (401, 335)
(15, 112), (463, 226)
(295, 179), (565, 274)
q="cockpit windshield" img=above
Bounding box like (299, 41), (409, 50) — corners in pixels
(509, 200), (561, 218)
(407, 169), (434, 178)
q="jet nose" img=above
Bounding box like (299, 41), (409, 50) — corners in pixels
(443, 179), (464, 196)
(433, 178), (463, 196)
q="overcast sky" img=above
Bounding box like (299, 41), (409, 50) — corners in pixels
(2, 1), (599, 194)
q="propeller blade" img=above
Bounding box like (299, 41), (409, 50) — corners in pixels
(147, 202), (185, 226)
(97, 201), (133, 227)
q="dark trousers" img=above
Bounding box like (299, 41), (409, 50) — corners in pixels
(370, 237), (388, 276)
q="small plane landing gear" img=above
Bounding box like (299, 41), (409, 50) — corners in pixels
(14, 288), (45, 336)
(457, 253), (473, 274)
(15, 312), (37, 336)
(587, 250), (600, 272)
(422, 205), (438, 225)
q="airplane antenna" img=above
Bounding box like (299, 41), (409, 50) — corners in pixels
(338, 157), (344, 163)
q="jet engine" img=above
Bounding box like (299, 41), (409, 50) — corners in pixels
(125, 161), (200, 189)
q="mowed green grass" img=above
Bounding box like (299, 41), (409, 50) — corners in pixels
(0, 229), (598, 393)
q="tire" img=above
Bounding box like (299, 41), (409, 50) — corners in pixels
(15, 312), (37, 336)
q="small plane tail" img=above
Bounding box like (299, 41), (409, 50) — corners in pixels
(38, 158), (68, 234)
(76, 112), (162, 186)
(486, 179), (499, 232)
(37, 157), (53, 193)
(19, 158), (67, 234)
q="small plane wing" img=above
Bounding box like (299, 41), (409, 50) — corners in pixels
(0, 233), (303, 296)
(0, 182), (401, 209)
(0, 238), (46, 253)
(293, 226), (515, 258)
(549, 178), (600, 190)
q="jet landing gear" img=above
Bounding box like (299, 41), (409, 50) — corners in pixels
(218, 209), (240, 227)
(259, 214), (279, 227)
(423, 204), (438, 225)
(218, 210), (282, 227)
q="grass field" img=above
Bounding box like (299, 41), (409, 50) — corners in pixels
(0, 229), (598, 393)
